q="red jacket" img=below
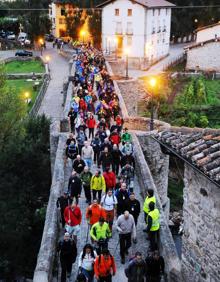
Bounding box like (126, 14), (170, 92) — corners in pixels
(94, 255), (116, 277)
(115, 116), (123, 126)
(103, 171), (116, 189)
(110, 133), (121, 145)
(64, 206), (82, 226)
(87, 118), (96, 129)
(79, 99), (87, 111)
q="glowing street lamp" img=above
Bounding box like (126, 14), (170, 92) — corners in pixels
(45, 55), (50, 63)
(148, 77), (157, 131)
(114, 37), (118, 60)
(39, 38), (44, 55)
(124, 47), (130, 79)
(80, 30), (86, 44)
(24, 91), (30, 104)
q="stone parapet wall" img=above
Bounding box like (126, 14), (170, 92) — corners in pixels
(131, 132), (182, 282)
(137, 133), (170, 218)
(182, 164), (220, 282)
(186, 42), (220, 71)
(33, 135), (66, 282)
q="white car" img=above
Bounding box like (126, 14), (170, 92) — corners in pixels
(7, 33), (16, 40)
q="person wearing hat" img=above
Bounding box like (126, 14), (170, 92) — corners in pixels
(94, 249), (116, 282)
(125, 251), (146, 282)
(90, 217), (111, 254)
(58, 232), (77, 282)
(56, 191), (71, 228)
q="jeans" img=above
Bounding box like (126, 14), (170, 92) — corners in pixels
(112, 162), (120, 175)
(81, 268), (94, 282)
(84, 158), (92, 168)
(148, 230), (159, 251)
(119, 233), (131, 259)
(94, 150), (100, 163)
(89, 128), (95, 139)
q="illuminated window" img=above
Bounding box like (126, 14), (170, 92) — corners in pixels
(127, 36), (132, 46)
(115, 9), (119, 16)
(128, 9), (132, 16)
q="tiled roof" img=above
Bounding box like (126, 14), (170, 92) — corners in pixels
(97, 0), (175, 8)
(155, 131), (220, 185)
(184, 37), (220, 51)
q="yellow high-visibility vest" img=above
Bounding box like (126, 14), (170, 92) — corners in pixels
(143, 196), (156, 213)
(148, 208), (160, 231)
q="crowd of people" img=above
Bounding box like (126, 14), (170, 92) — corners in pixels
(56, 45), (164, 282)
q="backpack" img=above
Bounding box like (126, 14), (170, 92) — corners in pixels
(68, 144), (77, 157)
(103, 194), (116, 207)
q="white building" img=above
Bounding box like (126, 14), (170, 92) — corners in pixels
(196, 23), (220, 43)
(97, 0), (175, 68)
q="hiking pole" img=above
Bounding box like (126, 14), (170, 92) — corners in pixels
(113, 238), (120, 256)
(86, 223), (90, 243)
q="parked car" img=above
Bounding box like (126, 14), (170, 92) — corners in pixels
(7, 32), (15, 40)
(15, 50), (33, 57)
(45, 34), (54, 42)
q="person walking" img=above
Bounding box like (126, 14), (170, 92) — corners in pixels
(143, 189), (156, 222)
(86, 113), (96, 139)
(90, 217), (111, 254)
(82, 141), (94, 169)
(125, 252), (146, 282)
(68, 107), (77, 133)
(86, 199), (106, 226)
(64, 202), (82, 243)
(116, 211), (136, 264)
(125, 192), (140, 227)
(109, 129), (121, 146)
(145, 250), (165, 282)
(90, 170), (106, 202)
(145, 202), (160, 251)
(68, 170), (82, 204)
(80, 166), (93, 204)
(57, 191), (71, 228)
(121, 128), (132, 145)
(98, 147), (113, 172)
(94, 249), (116, 282)
(77, 127), (87, 155)
(103, 167), (116, 192)
(101, 190), (117, 231)
(115, 182), (129, 217)
(78, 244), (97, 282)
(58, 232), (77, 282)
(91, 134), (102, 164)
(73, 155), (86, 174)
(111, 144), (122, 176)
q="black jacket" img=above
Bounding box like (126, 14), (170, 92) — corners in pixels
(98, 152), (112, 167)
(73, 159), (86, 174)
(145, 255), (165, 276)
(125, 198), (141, 219)
(56, 196), (70, 212)
(125, 258), (146, 282)
(58, 239), (77, 262)
(111, 149), (122, 164)
(68, 175), (82, 197)
(121, 155), (135, 168)
(115, 189), (129, 215)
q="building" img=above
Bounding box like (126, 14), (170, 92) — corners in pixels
(97, 0), (175, 69)
(185, 23), (220, 72)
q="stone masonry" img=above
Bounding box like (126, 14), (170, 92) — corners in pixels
(182, 164), (220, 282)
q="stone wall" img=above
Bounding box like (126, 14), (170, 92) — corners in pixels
(132, 132), (182, 282)
(138, 133), (170, 219)
(186, 42), (220, 71)
(182, 164), (220, 282)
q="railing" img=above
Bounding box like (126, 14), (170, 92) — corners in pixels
(126, 29), (133, 35)
(115, 29), (123, 35)
(29, 74), (51, 117)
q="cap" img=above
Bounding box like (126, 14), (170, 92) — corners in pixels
(64, 232), (70, 237)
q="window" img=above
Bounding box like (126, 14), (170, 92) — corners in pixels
(162, 34), (165, 43)
(127, 36), (132, 46)
(152, 9), (155, 16)
(166, 8), (168, 15)
(152, 27), (156, 34)
(128, 9), (132, 16)
(127, 22), (133, 34)
(59, 18), (66, 25)
(61, 7), (65, 16)
(116, 22), (122, 34)
(115, 9), (119, 16)
(158, 9), (161, 16)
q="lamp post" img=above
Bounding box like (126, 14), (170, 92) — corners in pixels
(149, 78), (157, 131)
(25, 91), (30, 104)
(39, 38), (44, 56)
(107, 37), (111, 54)
(114, 37), (118, 60)
(124, 47), (130, 80)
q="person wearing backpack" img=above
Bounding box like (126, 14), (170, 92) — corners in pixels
(101, 190), (117, 231)
(58, 232), (77, 282)
(67, 140), (79, 161)
(124, 251), (146, 282)
(68, 107), (77, 133)
(78, 244), (97, 282)
(57, 191), (71, 228)
(80, 166), (93, 204)
(91, 134), (102, 164)
(94, 249), (116, 282)
(77, 127), (87, 155)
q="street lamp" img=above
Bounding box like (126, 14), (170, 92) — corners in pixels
(80, 30), (86, 44)
(39, 38), (44, 56)
(24, 91), (30, 104)
(124, 47), (130, 79)
(114, 37), (118, 60)
(149, 77), (157, 131)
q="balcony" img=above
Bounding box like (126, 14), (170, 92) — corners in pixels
(115, 28), (123, 35)
(157, 27), (161, 33)
(126, 29), (133, 35)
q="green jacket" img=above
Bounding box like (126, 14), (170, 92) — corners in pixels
(121, 132), (132, 143)
(90, 222), (111, 241)
(80, 171), (92, 186)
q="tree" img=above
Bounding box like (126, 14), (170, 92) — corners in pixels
(88, 10), (102, 47)
(65, 9), (85, 40)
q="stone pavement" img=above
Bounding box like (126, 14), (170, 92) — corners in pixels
(38, 44), (69, 120)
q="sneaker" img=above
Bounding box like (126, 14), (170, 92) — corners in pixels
(67, 272), (71, 278)
(121, 258), (125, 264)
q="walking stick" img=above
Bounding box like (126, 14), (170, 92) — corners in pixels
(86, 223), (90, 243)
(113, 238), (120, 256)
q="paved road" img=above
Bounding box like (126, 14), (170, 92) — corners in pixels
(128, 43), (188, 79)
(38, 44), (69, 120)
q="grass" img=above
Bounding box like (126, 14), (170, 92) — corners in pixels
(168, 177), (184, 211)
(166, 60), (186, 72)
(6, 79), (42, 111)
(5, 60), (45, 74)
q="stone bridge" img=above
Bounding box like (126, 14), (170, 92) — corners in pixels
(32, 48), (220, 282)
